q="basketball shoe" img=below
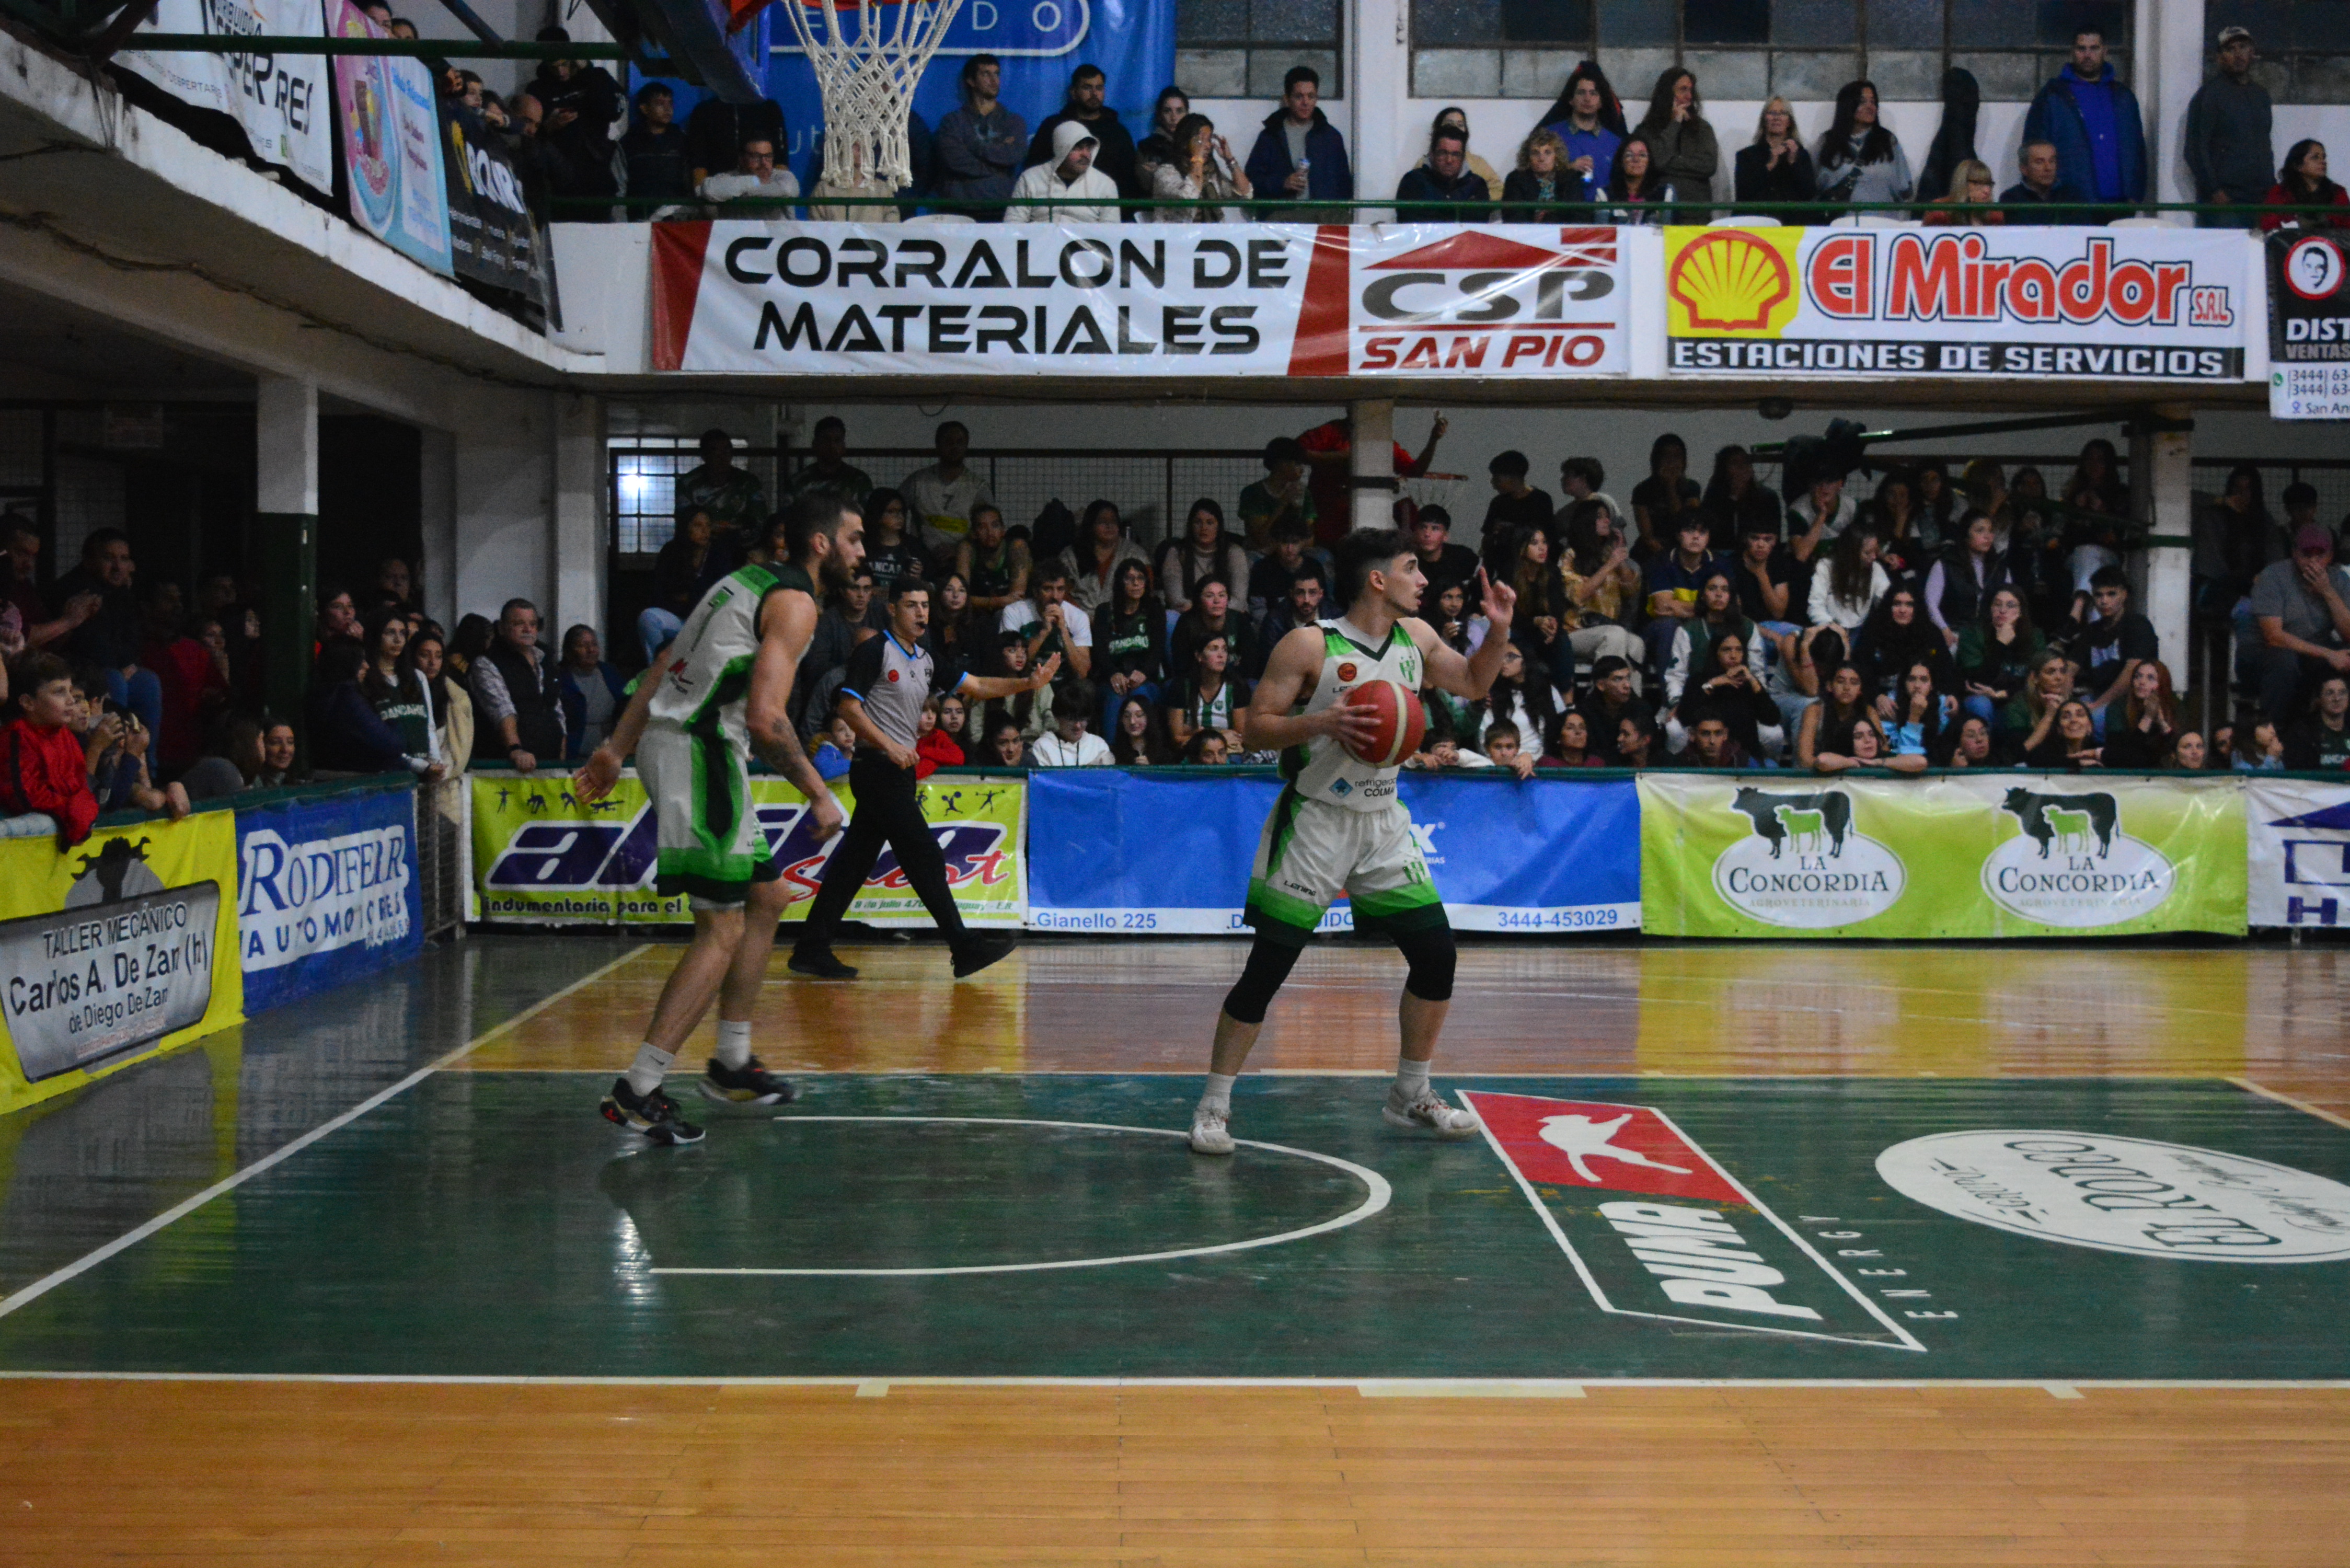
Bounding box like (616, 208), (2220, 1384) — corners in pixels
(1382, 1086), (1480, 1138)
(1188, 1104), (1236, 1156)
(601, 1079), (705, 1145)
(701, 1057), (799, 1106)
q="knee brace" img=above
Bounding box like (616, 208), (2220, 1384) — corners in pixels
(1220, 936), (1303, 1025)
(1395, 925), (1457, 1004)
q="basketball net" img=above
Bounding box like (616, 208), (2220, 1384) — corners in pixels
(784, 0), (964, 201)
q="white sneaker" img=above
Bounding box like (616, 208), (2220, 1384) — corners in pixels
(1189, 1104), (1236, 1156)
(1383, 1085), (1481, 1139)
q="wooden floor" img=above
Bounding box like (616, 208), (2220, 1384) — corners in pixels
(5, 938), (2348, 1566)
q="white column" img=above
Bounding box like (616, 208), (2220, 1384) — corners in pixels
(1350, 0), (1409, 218)
(2144, 0), (2208, 210)
(419, 427), (456, 628)
(2133, 403), (2195, 691)
(551, 392), (605, 641)
(452, 392), (552, 624)
(1351, 399), (1396, 534)
(255, 376), (318, 515)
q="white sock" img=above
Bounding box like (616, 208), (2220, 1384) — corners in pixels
(1395, 1058), (1432, 1099)
(1199, 1072), (1237, 1115)
(715, 1019), (753, 1070)
(625, 1044), (675, 1097)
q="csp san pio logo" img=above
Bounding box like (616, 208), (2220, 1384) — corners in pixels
(1711, 787), (1905, 928)
(1878, 1131), (2350, 1262)
(1667, 228), (1798, 336)
(1982, 788), (2173, 927)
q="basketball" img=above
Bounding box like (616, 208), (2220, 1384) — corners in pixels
(1339, 679), (1427, 767)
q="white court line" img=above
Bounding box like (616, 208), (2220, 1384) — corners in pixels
(0, 944), (650, 1324)
(650, 1116), (1392, 1277)
(0, 1371), (2342, 1390)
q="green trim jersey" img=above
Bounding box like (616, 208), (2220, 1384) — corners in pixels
(648, 563), (813, 747)
(1282, 617), (1425, 813)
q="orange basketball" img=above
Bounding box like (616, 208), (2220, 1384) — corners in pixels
(1340, 679), (1427, 767)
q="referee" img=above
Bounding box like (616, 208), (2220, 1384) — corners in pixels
(790, 578), (1058, 981)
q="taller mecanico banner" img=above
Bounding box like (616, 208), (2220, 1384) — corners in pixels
(649, 222), (1630, 377)
(1663, 225), (2250, 382)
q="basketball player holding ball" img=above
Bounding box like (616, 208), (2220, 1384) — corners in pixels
(1187, 528), (1516, 1155)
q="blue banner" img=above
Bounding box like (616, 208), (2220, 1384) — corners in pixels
(1026, 771), (1642, 935)
(235, 783), (423, 1013)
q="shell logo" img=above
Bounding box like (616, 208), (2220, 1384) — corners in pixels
(1667, 229), (1800, 336)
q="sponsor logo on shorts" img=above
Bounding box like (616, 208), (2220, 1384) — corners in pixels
(1329, 777), (1353, 797)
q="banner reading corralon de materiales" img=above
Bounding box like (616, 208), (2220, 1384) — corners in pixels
(1639, 773), (2244, 939)
(1663, 225), (2249, 382)
(649, 222), (1629, 377)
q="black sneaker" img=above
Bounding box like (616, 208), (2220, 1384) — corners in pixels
(701, 1055), (799, 1106)
(600, 1078), (705, 1145)
(951, 933), (1017, 978)
(788, 946), (859, 980)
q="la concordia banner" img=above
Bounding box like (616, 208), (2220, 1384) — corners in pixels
(469, 768), (1023, 926)
(1639, 773), (2244, 939)
(650, 221), (1630, 378)
(1663, 225), (2248, 382)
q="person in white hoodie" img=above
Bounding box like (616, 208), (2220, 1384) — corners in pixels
(1007, 119), (1122, 222)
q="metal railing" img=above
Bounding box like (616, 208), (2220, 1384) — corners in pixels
(416, 776), (469, 940)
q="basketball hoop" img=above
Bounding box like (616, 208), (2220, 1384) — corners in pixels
(1400, 471), (1469, 529)
(782, 0), (964, 199)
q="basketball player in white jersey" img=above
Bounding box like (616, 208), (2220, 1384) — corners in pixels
(1188, 527), (1515, 1155)
(574, 493), (862, 1145)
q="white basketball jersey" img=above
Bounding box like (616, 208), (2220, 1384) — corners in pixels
(1283, 617), (1425, 813)
(648, 562), (810, 746)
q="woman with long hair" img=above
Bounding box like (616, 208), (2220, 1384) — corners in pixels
(1507, 525), (1575, 689)
(356, 605), (445, 778)
(1882, 658), (1950, 769)
(1630, 433), (1701, 558)
(408, 626), (470, 785)
(556, 622), (627, 759)
(2262, 139), (2350, 230)
(925, 572), (978, 691)
(1561, 498), (1643, 640)
(1663, 567), (1756, 709)
(1148, 112), (1252, 222)
(2286, 674), (2350, 769)
(2009, 648), (2081, 761)
(307, 636), (418, 777)
(1942, 713), (1996, 768)
(642, 505), (732, 661)
(2102, 659), (2182, 768)
(1699, 444), (1782, 551)
(1168, 576), (1253, 677)
(1923, 158), (2004, 224)
(1674, 629), (1782, 760)
(1057, 499), (1148, 614)
(859, 488), (923, 612)
(1633, 66), (1717, 218)
(1503, 128), (1577, 223)
(1955, 585), (2043, 727)
(1540, 707), (1604, 768)
(1923, 510), (2011, 648)
(1604, 133), (1675, 223)
(1094, 558), (1167, 736)
(1913, 460), (1954, 547)
(1734, 97), (1814, 215)
(1798, 661), (1875, 771)
(1538, 60), (1625, 204)
(1477, 640), (1562, 756)
(2025, 698), (2104, 769)
(1852, 582), (1948, 707)
(1108, 694), (1172, 765)
(1134, 84), (1191, 187)
(1815, 79), (1913, 208)
(1808, 527), (1890, 631)
(1155, 497), (1249, 613)
(2196, 462), (2282, 613)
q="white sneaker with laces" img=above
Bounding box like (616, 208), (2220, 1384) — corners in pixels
(1383, 1085), (1481, 1138)
(1189, 1104), (1236, 1156)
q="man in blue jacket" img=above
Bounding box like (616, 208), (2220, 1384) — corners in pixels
(2023, 26), (2147, 211)
(1244, 66), (1353, 218)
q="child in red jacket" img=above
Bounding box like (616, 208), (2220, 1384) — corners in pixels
(2, 652), (100, 846)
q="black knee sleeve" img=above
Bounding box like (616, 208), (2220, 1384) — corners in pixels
(1221, 937), (1303, 1025)
(1396, 926), (1457, 1003)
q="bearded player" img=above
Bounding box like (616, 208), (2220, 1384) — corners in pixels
(1188, 527), (1515, 1156)
(574, 493), (862, 1146)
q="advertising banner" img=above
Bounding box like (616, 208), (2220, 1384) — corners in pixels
(648, 221), (1631, 377)
(2245, 779), (2350, 928)
(0, 812), (243, 1116)
(119, 0), (333, 194)
(329, 0), (453, 276)
(236, 783), (423, 1012)
(439, 100), (551, 312)
(1025, 771), (1640, 934)
(2267, 230), (2350, 419)
(469, 769), (1023, 926)
(1662, 225), (2248, 382)
(1639, 773), (2244, 938)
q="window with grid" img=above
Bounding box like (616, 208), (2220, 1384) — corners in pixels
(2205, 1), (2350, 102)
(1176, 0), (1343, 102)
(1409, 0), (2130, 106)
(609, 440), (782, 560)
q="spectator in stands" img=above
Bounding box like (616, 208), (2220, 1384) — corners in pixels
(1477, 641), (1561, 753)
(1922, 511), (2008, 648)
(1956, 586), (2043, 726)
(1059, 500), (1148, 613)
(53, 529), (162, 772)
(71, 665), (189, 816)
(1880, 658), (1951, 765)
(936, 55), (1027, 221)
(1396, 123), (1491, 220)
(620, 84), (695, 214)
(471, 597), (563, 771)
(1644, 514), (1722, 671)
(1731, 515), (1794, 630)
(1473, 720), (1535, 778)
(1575, 655), (1651, 765)
(1810, 528), (1890, 632)
(926, 573), (980, 690)
(1094, 559), (1165, 734)
(955, 505), (1029, 630)
(259, 718), (296, 785)
(910, 695), (963, 777)
(1402, 506), (1479, 606)
(1560, 499), (1644, 672)
(1938, 713), (1996, 767)
(2025, 26), (2146, 211)
(1787, 472), (1858, 612)
(838, 568), (881, 643)
(1297, 411), (1446, 547)
(315, 587), (361, 656)
(1109, 695), (1170, 764)
(1798, 662), (1874, 771)
(1921, 160), (2004, 224)
(1495, 527), (1568, 689)
(2242, 524), (2350, 722)
(1149, 113), (1252, 221)
(986, 715), (1031, 766)
(2233, 718), (2284, 770)
(410, 626), (469, 781)
(1164, 630), (1248, 755)
(810, 714), (855, 780)
(2165, 729), (2208, 770)
(1815, 79), (1912, 210)
(2193, 463), (2284, 618)
(1031, 681), (1113, 765)
(2101, 659), (2182, 768)
(179, 713), (262, 802)
(1004, 561), (1093, 681)
(305, 639), (410, 776)
(857, 489), (924, 609)
(1539, 708), (1602, 768)
(1672, 713), (1746, 770)
(701, 136), (800, 208)
(1257, 574), (1326, 672)
(523, 29), (623, 207)
(354, 607), (444, 779)
(685, 89), (787, 193)
(980, 635), (1054, 746)
(1538, 62), (1625, 200)
(2005, 648), (2080, 760)
(2024, 698), (2104, 769)
(2261, 140), (2350, 230)
(1635, 67), (1718, 217)
(640, 506), (731, 662)
(676, 429), (768, 560)
(1557, 457), (1618, 533)
(1631, 434), (1701, 559)
(1420, 108), (1504, 198)
(1238, 436), (1317, 551)
(2, 653), (98, 844)
(1024, 65), (1140, 192)
(1854, 584), (1951, 709)
(1136, 86), (1191, 190)
(1662, 568), (1755, 705)
(1998, 140), (2086, 223)
(1169, 578), (1252, 682)
(1615, 710), (1658, 768)
(372, 557), (421, 618)
(1698, 446), (1781, 555)
(1675, 631), (1782, 760)
(1735, 98), (1814, 215)
(1503, 129), (1577, 223)
(2286, 674), (2350, 769)
(903, 422), (996, 559)
(2184, 27), (2272, 227)
(1007, 122), (1121, 222)
(1603, 134), (1675, 223)
(2078, 566), (2159, 728)
(557, 624), (626, 760)
(784, 417), (876, 510)
(139, 579), (225, 775)
(1159, 499), (1250, 616)
(1245, 65), (1353, 215)
(1182, 730), (1231, 765)
(1480, 451), (1555, 568)
(5, 519), (96, 652)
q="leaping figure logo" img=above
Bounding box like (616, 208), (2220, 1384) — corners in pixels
(1539, 1114), (1693, 1185)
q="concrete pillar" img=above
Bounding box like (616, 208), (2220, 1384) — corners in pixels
(419, 427), (455, 628)
(1350, 398), (1396, 535)
(550, 393), (604, 644)
(254, 376), (317, 729)
(2144, 0), (2207, 209)
(451, 393), (551, 625)
(1350, 0), (1408, 218)
(2132, 402), (2195, 692)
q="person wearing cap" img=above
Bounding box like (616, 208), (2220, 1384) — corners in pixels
(2243, 514), (2350, 724)
(2185, 26), (2274, 227)
(1007, 119), (1122, 222)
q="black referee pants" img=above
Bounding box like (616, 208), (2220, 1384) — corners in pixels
(797, 755), (968, 951)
